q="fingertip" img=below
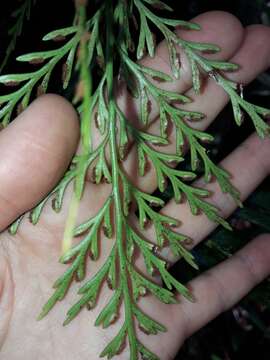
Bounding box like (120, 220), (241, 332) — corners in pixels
(245, 23), (270, 44)
(0, 94), (79, 230)
(244, 24), (270, 67)
(195, 10), (243, 29)
(39, 93), (79, 129)
(20, 94), (79, 149)
(227, 24), (270, 84)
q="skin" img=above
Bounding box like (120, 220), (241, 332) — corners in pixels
(0, 10), (269, 360)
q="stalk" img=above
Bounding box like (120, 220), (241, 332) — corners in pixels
(105, 2), (137, 358)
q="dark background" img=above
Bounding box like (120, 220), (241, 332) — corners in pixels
(0, 1), (269, 360)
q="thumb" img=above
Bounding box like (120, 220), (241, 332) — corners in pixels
(0, 94), (79, 231)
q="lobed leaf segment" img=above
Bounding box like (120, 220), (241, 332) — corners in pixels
(0, 0), (36, 73)
(2, 1), (270, 359)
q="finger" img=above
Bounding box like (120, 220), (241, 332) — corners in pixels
(116, 11), (244, 128)
(176, 24), (270, 132)
(76, 11), (245, 214)
(123, 24), (270, 191)
(142, 129), (270, 262)
(52, 24), (269, 246)
(175, 234), (270, 341)
(0, 94), (79, 231)
(72, 11), (245, 221)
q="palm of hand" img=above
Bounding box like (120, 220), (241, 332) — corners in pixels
(0, 11), (270, 360)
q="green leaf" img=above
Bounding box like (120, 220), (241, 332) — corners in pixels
(95, 148), (112, 184)
(74, 217), (95, 237)
(168, 104), (205, 122)
(166, 272), (194, 301)
(138, 191), (165, 207)
(107, 257), (117, 289)
(171, 177), (182, 203)
(78, 258), (110, 295)
(29, 196), (49, 225)
(242, 100), (270, 138)
(143, 252), (155, 275)
(139, 131), (169, 145)
(37, 269), (74, 320)
(87, 19), (99, 65)
(97, 80), (109, 134)
(8, 215), (24, 235)
(139, 64), (172, 82)
(156, 166), (167, 192)
(62, 46), (76, 89)
(137, 13), (146, 60)
(156, 151), (184, 164)
(190, 144), (199, 171)
(168, 232), (198, 269)
(121, 62), (140, 98)
(144, 19), (155, 58)
(161, 18), (200, 30)
(100, 323), (127, 358)
(122, 177), (132, 217)
(231, 98), (244, 126)
(207, 60), (239, 71)
(17, 49), (59, 62)
(119, 115), (129, 160)
(153, 220), (165, 247)
(134, 306), (166, 334)
(39, 68), (52, 93)
(158, 88), (191, 103)
(142, 0), (173, 12)
(103, 202), (113, 238)
(90, 229), (99, 260)
(186, 41), (220, 53)
(95, 288), (122, 328)
(63, 290), (97, 325)
(42, 26), (77, 41)
(63, 259), (110, 326)
(52, 169), (76, 212)
(214, 165), (242, 206)
(194, 130), (214, 143)
(189, 57), (201, 94)
(176, 126), (185, 154)
(0, 73), (32, 84)
(59, 244), (81, 265)
(140, 85), (150, 125)
(138, 144), (147, 176)
(131, 270), (177, 304)
(167, 39), (181, 79)
(137, 341), (160, 360)
(126, 229), (135, 261)
(137, 199), (148, 229)
(74, 159), (89, 199)
(254, 105), (270, 119)
(160, 105), (169, 138)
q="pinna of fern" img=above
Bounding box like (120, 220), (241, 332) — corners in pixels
(1, 1), (270, 359)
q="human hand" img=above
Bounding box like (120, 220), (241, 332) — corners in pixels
(0, 11), (270, 360)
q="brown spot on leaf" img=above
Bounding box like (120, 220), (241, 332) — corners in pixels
(29, 58), (45, 65)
